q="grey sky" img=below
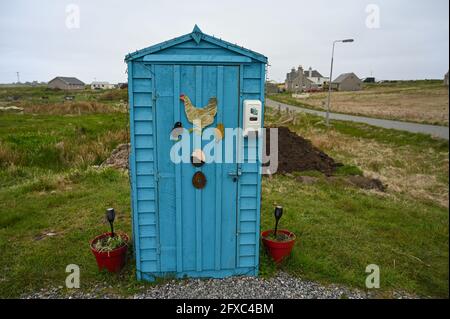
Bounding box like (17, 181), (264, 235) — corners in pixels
(0, 0), (448, 83)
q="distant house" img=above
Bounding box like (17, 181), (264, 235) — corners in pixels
(444, 71), (449, 86)
(276, 82), (286, 93)
(91, 81), (115, 90)
(48, 77), (85, 90)
(285, 66), (306, 93)
(304, 67), (329, 89)
(285, 66), (328, 93)
(265, 81), (279, 94)
(331, 73), (363, 91)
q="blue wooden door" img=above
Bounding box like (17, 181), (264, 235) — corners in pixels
(154, 64), (240, 275)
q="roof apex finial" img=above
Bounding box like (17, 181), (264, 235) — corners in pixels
(191, 25), (203, 44)
(192, 24), (202, 33)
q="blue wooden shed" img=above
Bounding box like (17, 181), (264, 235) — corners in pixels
(125, 25), (267, 281)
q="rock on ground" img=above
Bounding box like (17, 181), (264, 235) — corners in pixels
(101, 143), (129, 169)
(0, 105), (24, 113)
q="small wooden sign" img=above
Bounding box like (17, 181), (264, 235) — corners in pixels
(192, 171), (207, 189)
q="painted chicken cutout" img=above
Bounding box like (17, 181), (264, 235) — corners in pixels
(180, 94), (217, 135)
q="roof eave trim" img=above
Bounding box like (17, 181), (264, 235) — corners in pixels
(125, 29), (267, 64)
(125, 33), (192, 62)
(202, 34), (267, 64)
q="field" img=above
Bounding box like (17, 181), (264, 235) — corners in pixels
(0, 85), (127, 115)
(0, 86), (448, 298)
(269, 80), (449, 126)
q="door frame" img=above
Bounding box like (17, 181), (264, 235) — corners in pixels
(152, 63), (243, 273)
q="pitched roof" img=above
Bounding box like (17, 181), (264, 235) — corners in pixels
(333, 73), (360, 83)
(304, 70), (324, 78)
(50, 77), (85, 85)
(125, 25), (267, 64)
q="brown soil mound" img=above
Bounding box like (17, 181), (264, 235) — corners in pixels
(264, 127), (341, 176)
(345, 175), (386, 192)
(101, 143), (129, 169)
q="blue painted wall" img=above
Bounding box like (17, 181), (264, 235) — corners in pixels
(126, 26), (267, 280)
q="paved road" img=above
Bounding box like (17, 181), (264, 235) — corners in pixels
(266, 99), (449, 140)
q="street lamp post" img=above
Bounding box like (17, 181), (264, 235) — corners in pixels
(326, 39), (354, 126)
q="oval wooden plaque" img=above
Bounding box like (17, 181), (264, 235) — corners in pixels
(192, 171), (207, 189)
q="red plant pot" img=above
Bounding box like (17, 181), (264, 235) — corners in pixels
(90, 232), (129, 273)
(261, 230), (296, 263)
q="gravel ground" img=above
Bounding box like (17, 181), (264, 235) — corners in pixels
(22, 272), (418, 299)
(132, 272), (368, 299)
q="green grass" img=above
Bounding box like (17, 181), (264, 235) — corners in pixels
(0, 96), (448, 298)
(334, 165), (363, 176)
(0, 86), (127, 106)
(0, 168), (142, 297)
(260, 175), (448, 298)
(1, 167), (446, 297)
(262, 107), (448, 297)
(363, 79), (444, 91)
(0, 113), (128, 176)
(0, 109), (135, 297)
(329, 120), (448, 152)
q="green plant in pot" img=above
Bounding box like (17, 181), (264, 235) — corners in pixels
(261, 206), (296, 263)
(90, 208), (129, 273)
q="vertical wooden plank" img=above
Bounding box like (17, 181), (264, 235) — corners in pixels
(236, 64), (244, 268)
(215, 66), (224, 271)
(174, 65), (183, 273)
(128, 61), (142, 280)
(255, 62), (266, 274)
(200, 66), (217, 271)
(180, 65), (196, 271)
(155, 65), (176, 272)
(220, 65), (239, 270)
(151, 64), (162, 273)
(195, 65), (202, 272)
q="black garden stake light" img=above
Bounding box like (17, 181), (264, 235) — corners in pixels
(262, 205), (295, 263)
(91, 208), (129, 273)
(106, 208), (116, 237)
(273, 206), (283, 238)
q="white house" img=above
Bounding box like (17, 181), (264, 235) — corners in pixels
(304, 67), (329, 88)
(91, 81), (115, 90)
